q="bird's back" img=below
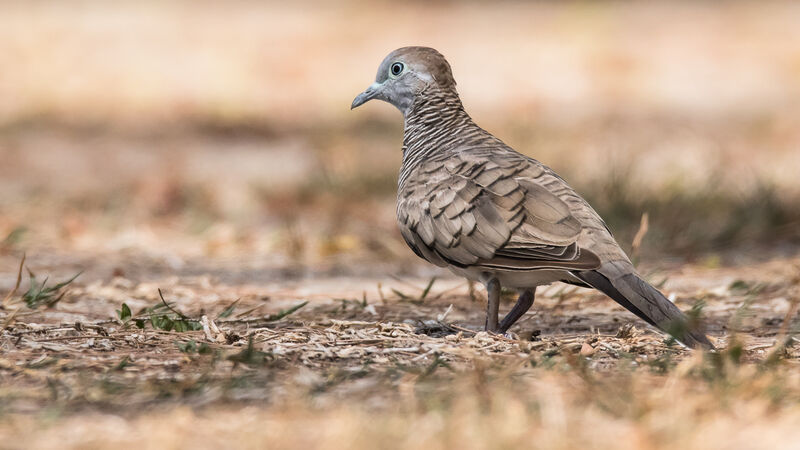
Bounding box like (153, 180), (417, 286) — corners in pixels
(397, 92), (633, 274)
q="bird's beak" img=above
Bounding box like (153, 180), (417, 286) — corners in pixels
(351, 82), (382, 110)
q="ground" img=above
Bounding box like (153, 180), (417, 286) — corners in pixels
(1, 249), (799, 449)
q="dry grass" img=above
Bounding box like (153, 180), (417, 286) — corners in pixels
(3, 364), (800, 450)
(1, 253), (799, 449)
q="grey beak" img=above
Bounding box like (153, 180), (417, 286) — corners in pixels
(351, 82), (381, 110)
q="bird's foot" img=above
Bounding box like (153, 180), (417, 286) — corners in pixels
(483, 326), (517, 340)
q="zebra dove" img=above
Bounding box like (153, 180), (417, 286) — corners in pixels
(351, 46), (712, 349)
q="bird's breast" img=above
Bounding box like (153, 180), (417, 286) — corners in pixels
(448, 265), (574, 289)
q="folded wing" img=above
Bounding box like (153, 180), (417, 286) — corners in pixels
(397, 154), (600, 271)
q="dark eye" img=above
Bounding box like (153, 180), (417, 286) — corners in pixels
(390, 62), (404, 76)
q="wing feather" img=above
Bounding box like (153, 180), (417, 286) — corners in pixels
(397, 155), (600, 272)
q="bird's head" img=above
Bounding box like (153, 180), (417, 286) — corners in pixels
(351, 46), (457, 115)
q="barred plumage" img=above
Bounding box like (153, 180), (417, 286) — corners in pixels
(352, 46), (713, 349)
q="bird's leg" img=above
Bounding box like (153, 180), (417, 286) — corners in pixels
(498, 288), (536, 334)
(484, 278), (501, 332)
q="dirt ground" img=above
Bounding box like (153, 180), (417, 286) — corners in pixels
(2, 1), (800, 449)
(1, 248), (799, 449)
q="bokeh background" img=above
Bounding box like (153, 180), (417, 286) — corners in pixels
(2, 0), (800, 276)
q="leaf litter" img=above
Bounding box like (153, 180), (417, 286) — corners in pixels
(0, 254), (798, 449)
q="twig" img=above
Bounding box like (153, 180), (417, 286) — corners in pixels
(388, 274), (429, 291)
(157, 289), (194, 321)
(599, 342), (622, 358)
(437, 304), (453, 322)
(215, 298), (241, 320)
(420, 277), (437, 300)
(264, 301), (308, 321)
(448, 324), (523, 345)
(449, 324), (478, 336)
(29, 335), (140, 343)
(201, 315), (217, 342)
(218, 301), (308, 324)
(384, 347), (421, 354)
(631, 212), (649, 264)
(431, 281), (468, 298)
(2, 253), (25, 306)
(748, 343), (779, 352)
(776, 296), (799, 343)
(234, 304), (262, 319)
(11, 326), (79, 336)
(410, 348), (436, 361)
(2, 307), (21, 328)
(467, 280), (478, 303)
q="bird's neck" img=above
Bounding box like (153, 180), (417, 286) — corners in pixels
(400, 86), (476, 182)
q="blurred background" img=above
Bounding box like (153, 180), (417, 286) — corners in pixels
(2, 0), (799, 279)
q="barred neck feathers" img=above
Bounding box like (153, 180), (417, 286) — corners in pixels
(399, 85), (498, 189)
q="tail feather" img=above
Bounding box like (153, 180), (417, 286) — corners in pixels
(575, 267), (714, 350)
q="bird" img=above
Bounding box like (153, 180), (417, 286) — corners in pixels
(351, 46), (713, 349)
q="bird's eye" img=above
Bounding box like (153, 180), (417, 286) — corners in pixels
(390, 62), (404, 76)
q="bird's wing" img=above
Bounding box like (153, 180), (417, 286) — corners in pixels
(397, 153), (600, 271)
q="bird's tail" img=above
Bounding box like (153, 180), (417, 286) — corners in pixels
(575, 263), (714, 349)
